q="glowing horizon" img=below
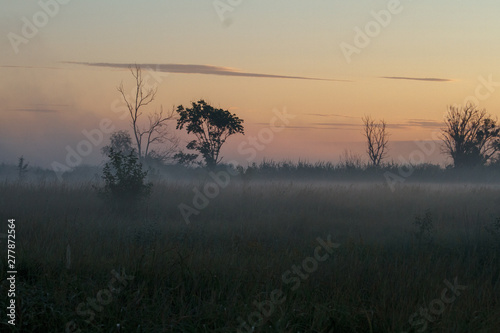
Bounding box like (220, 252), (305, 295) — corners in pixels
(1, 0), (500, 168)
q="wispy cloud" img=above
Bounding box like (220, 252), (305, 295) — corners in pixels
(66, 62), (350, 82)
(11, 108), (59, 113)
(380, 76), (453, 82)
(273, 122), (361, 131)
(286, 118), (443, 131)
(0, 64), (454, 84)
(8, 104), (70, 114)
(311, 122), (360, 128)
(406, 119), (443, 128)
(0, 65), (63, 70)
(305, 113), (359, 119)
(381, 119), (441, 129)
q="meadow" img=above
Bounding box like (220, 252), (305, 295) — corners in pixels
(0, 176), (500, 332)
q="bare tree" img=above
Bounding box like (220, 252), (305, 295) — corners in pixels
(362, 115), (389, 167)
(142, 106), (179, 163)
(117, 64), (177, 162)
(442, 103), (500, 167)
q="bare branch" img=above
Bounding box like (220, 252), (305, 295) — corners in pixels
(116, 65), (178, 163)
(441, 103), (500, 167)
(362, 115), (389, 167)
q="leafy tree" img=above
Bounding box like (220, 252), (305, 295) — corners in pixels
(101, 130), (134, 156)
(362, 116), (389, 167)
(98, 147), (152, 209)
(442, 103), (500, 167)
(176, 100), (244, 167)
(173, 151), (200, 167)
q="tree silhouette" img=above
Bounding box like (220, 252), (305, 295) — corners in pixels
(17, 156), (29, 181)
(176, 100), (244, 167)
(98, 147), (152, 210)
(442, 103), (500, 167)
(101, 130), (134, 156)
(117, 65), (177, 162)
(362, 116), (389, 167)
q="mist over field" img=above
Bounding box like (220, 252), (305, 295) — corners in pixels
(2, 1), (500, 332)
(1, 161), (500, 332)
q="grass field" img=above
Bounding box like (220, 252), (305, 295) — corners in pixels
(1, 179), (500, 332)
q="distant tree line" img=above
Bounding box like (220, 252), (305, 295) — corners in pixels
(362, 103), (500, 169)
(7, 66), (500, 201)
(102, 65), (500, 175)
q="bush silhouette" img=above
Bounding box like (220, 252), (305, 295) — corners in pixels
(413, 210), (434, 245)
(98, 148), (152, 210)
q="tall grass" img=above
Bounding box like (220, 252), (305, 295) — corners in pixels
(0, 180), (499, 332)
(3, 159), (500, 185)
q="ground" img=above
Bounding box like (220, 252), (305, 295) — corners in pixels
(0, 180), (499, 332)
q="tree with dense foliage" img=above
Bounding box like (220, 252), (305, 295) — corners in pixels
(101, 130), (134, 156)
(442, 103), (500, 167)
(173, 151), (200, 167)
(176, 100), (244, 167)
(98, 147), (152, 209)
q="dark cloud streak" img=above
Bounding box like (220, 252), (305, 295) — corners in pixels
(11, 108), (59, 113)
(1, 63), (453, 84)
(291, 118), (443, 131)
(0, 65), (63, 70)
(305, 113), (359, 119)
(66, 62), (350, 82)
(381, 76), (453, 82)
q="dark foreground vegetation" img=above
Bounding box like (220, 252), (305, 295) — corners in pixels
(0, 176), (499, 332)
(2, 158), (500, 185)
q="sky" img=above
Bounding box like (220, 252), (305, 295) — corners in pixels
(1, 0), (500, 169)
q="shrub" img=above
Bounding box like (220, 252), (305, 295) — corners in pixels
(98, 148), (152, 210)
(17, 156), (29, 181)
(413, 210), (434, 244)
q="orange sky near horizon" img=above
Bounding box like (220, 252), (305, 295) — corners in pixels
(1, 0), (500, 168)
